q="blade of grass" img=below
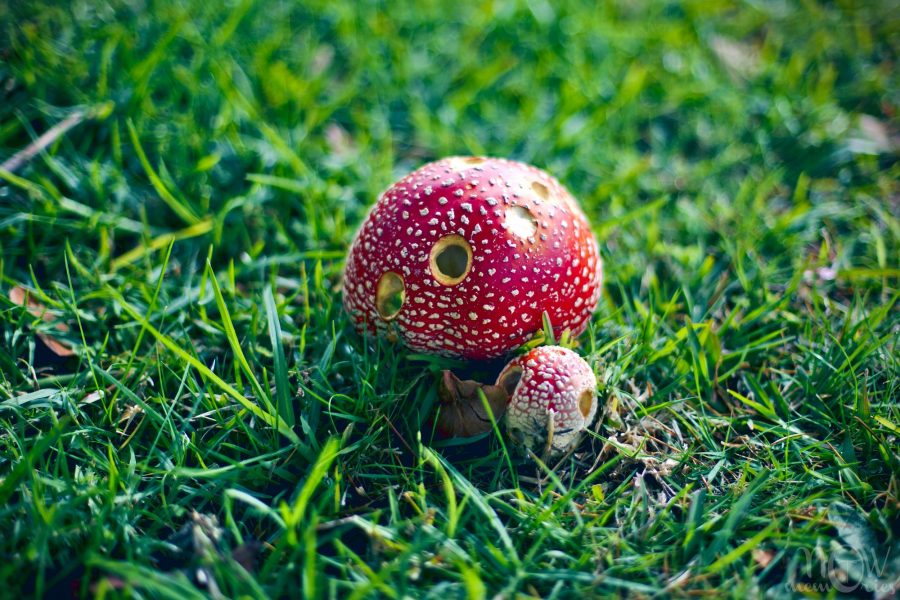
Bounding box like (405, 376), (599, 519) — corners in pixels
(111, 219), (213, 271)
(107, 288), (301, 446)
(126, 119), (200, 225)
(264, 285), (295, 427)
(205, 260), (277, 416)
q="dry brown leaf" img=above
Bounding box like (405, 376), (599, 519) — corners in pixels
(435, 370), (509, 438)
(10, 286), (67, 329)
(82, 390), (105, 404)
(9, 285), (26, 308)
(753, 547), (774, 569)
(9, 285), (75, 357)
(118, 403), (144, 424)
(36, 333), (76, 357)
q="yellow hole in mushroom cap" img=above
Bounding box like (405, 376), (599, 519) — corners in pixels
(445, 156), (486, 172)
(578, 388), (594, 418)
(505, 206), (538, 239)
(376, 271), (405, 321)
(430, 234), (473, 286)
(531, 180), (550, 200)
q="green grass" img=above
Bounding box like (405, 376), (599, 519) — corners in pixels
(1, 0), (898, 597)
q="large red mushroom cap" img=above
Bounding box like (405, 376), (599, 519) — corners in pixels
(343, 156), (603, 359)
(497, 345), (598, 458)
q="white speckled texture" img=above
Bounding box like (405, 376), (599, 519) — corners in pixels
(498, 345), (598, 458)
(343, 157), (603, 359)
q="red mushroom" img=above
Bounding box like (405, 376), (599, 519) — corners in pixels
(496, 345), (598, 458)
(343, 157), (603, 359)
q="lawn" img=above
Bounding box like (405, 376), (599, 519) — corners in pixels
(1, 0), (898, 597)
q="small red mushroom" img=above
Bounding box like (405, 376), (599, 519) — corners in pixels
(343, 157), (603, 359)
(496, 346), (598, 458)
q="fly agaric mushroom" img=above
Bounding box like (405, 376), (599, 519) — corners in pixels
(496, 345), (597, 458)
(343, 157), (602, 359)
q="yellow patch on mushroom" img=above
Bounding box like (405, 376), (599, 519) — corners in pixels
(578, 388), (594, 418)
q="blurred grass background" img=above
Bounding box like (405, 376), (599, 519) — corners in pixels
(0, 0), (898, 597)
